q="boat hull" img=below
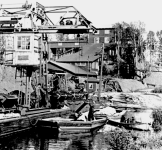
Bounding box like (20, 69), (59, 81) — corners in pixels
(38, 116), (107, 135)
(0, 108), (71, 138)
(108, 119), (152, 131)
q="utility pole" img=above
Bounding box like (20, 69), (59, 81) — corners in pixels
(98, 43), (104, 101)
(42, 33), (49, 106)
(115, 28), (120, 77)
(44, 38), (49, 106)
(134, 33), (137, 66)
(45, 41), (48, 91)
(39, 37), (43, 84)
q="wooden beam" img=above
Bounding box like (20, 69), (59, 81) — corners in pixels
(45, 6), (70, 13)
(0, 20), (18, 24)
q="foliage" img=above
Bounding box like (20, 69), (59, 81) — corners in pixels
(112, 21), (146, 62)
(136, 131), (162, 149)
(102, 63), (118, 76)
(152, 109), (162, 132)
(102, 108), (162, 150)
(107, 21), (146, 78)
(104, 129), (138, 150)
(104, 128), (162, 150)
(157, 30), (162, 45)
(147, 30), (156, 50)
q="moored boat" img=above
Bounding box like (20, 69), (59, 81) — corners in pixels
(107, 110), (153, 131)
(37, 115), (107, 135)
(108, 118), (152, 131)
(0, 107), (71, 138)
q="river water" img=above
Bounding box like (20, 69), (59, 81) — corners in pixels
(0, 127), (108, 150)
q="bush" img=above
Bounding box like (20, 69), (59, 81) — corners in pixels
(104, 129), (139, 150)
(152, 109), (162, 132)
(104, 129), (162, 150)
(136, 131), (162, 149)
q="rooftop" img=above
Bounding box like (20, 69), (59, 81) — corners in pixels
(48, 61), (97, 77)
(56, 43), (103, 63)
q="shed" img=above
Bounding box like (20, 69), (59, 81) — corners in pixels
(85, 77), (99, 93)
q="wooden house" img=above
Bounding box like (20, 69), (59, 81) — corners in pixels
(1, 33), (41, 66)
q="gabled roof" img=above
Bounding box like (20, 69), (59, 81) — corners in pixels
(48, 63), (63, 72)
(56, 43), (102, 63)
(48, 61), (97, 77)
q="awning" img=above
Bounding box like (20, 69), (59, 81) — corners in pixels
(48, 61), (97, 77)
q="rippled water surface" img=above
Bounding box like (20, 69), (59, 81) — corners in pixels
(0, 128), (107, 150)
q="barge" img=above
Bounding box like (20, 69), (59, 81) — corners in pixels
(0, 107), (71, 138)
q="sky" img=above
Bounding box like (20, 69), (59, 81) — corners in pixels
(1, 0), (162, 34)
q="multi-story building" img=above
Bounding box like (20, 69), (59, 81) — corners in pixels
(49, 28), (115, 74)
(88, 28), (114, 45)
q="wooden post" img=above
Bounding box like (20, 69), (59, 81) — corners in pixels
(134, 33), (137, 66)
(25, 67), (28, 106)
(47, 40), (50, 61)
(39, 37), (43, 84)
(98, 43), (104, 101)
(45, 41), (49, 105)
(87, 56), (89, 96)
(45, 41), (48, 88)
(28, 76), (31, 107)
(115, 29), (119, 77)
(65, 73), (68, 91)
(117, 29), (120, 77)
(35, 70), (38, 85)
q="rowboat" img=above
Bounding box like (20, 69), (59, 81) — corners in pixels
(107, 110), (153, 131)
(37, 115), (107, 135)
(108, 118), (152, 131)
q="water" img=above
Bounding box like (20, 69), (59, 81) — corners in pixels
(0, 128), (107, 150)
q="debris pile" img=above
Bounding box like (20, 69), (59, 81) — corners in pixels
(90, 92), (162, 109)
(104, 78), (147, 92)
(94, 107), (116, 116)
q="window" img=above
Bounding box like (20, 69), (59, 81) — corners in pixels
(92, 62), (97, 69)
(17, 36), (30, 50)
(94, 37), (100, 43)
(104, 37), (110, 43)
(80, 63), (86, 66)
(89, 83), (93, 89)
(105, 30), (110, 34)
(75, 62), (86, 66)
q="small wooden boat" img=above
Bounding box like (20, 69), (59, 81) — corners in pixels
(108, 118), (152, 131)
(107, 110), (153, 131)
(37, 115), (107, 135)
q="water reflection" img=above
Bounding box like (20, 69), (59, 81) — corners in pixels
(0, 129), (105, 150)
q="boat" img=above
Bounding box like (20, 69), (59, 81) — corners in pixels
(108, 118), (152, 131)
(37, 115), (107, 136)
(0, 0), (98, 138)
(0, 107), (71, 138)
(107, 110), (153, 131)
